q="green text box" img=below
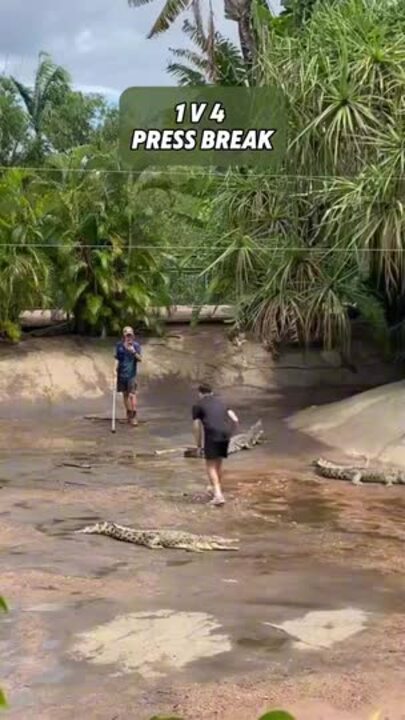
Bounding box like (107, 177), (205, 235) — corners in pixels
(119, 87), (286, 170)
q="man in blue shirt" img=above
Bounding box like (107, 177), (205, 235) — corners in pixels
(114, 326), (142, 426)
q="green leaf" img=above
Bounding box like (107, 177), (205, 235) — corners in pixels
(0, 596), (8, 612)
(258, 712), (296, 720)
(0, 322), (21, 343)
(85, 294), (103, 320)
(0, 688), (8, 708)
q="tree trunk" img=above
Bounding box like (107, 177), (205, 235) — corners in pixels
(223, 0), (255, 69)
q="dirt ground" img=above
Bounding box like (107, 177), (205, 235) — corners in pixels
(0, 371), (404, 720)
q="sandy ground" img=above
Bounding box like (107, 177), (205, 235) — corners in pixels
(0, 364), (404, 719)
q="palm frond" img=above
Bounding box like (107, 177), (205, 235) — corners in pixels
(148, 0), (192, 36)
(167, 63), (207, 85)
(9, 78), (34, 116)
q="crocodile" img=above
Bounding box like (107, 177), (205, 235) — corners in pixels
(313, 457), (405, 486)
(184, 420), (264, 458)
(75, 521), (239, 552)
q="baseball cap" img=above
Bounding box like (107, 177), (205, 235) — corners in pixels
(123, 326), (134, 336)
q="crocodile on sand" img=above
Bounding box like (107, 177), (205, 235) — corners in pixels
(75, 521), (239, 552)
(313, 457), (405, 486)
(184, 420), (264, 458)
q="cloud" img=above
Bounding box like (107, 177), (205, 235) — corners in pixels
(0, 0), (281, 98)
(75, 84), (121, 102)
(74, 30), (96, 55)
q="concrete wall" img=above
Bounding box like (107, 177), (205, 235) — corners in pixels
(0, 325), (401, 407)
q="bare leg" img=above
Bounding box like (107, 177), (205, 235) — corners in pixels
(217, 458), (224, 484)
(123, 392), (131, 422)
(206, 460), (225, 505)
(215, 459), (225, 503)
(128, 392), (138, 425)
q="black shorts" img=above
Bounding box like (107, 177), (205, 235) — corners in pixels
(204, 436), (229, 460)
(117, 377), (137, 394)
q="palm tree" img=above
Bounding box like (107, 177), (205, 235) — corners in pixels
(128, 0), (256, 68)
(10, 52), (71, 161)
(0, 78), (29, 165)
(223, 0), (255, 68)
(0, 168), (51, 340)
(167, 13), (247, 85)
(41, 146), (172, 335)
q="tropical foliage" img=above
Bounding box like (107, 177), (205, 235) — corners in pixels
(0, 54), (195, 338)
(0, 0), (404, 359)
(168, 13), (246, 86)
(0, 595), (8, 708)
(196, 0), (405, 355)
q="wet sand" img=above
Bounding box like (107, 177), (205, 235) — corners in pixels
(0, 377), (404, 719)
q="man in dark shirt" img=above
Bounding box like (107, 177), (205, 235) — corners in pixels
(192, 383), (239, 505)
(114, 326), (142, 426)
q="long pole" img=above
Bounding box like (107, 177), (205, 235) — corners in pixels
(111, 382), (117, 433)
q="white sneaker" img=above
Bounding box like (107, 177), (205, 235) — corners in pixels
(209, 495), (225, 506)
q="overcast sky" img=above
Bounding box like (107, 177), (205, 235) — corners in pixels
(0, 0), (281, 102)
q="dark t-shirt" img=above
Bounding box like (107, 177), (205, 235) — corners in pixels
(115, 341), (141, 380)
(192, 394), (232, 442)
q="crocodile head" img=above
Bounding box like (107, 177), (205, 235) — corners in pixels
(77, 521), (111, 534)
(252, 420), (264, 441)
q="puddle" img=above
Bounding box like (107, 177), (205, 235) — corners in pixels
(25, 603), (67, 613)
(93, 562), (129, 578)
(236, 629), (287, 651)
(70, 609), (231, 678)
(252, 495), (337, 527)
(32, 663), (70, 686)
(264, 607), (369, 650)
(42, 639), (59, 650)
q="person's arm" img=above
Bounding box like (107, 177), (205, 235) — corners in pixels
(114, 345), (120, 376)
(192, 404), (204, 451)
(128, 341), (142, 362)
(227, 409), (239, 425)
(192, 419), (203, 449)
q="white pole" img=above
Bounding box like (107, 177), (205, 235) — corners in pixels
(111, 383), (117, 433)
